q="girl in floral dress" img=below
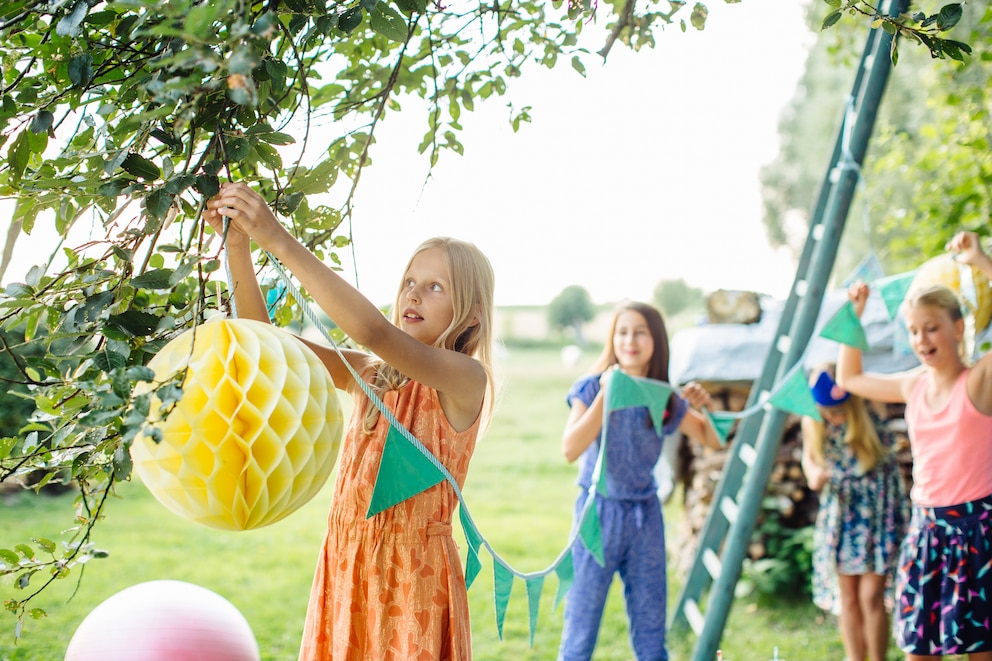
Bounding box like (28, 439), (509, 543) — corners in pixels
(801, 363), (909, 661)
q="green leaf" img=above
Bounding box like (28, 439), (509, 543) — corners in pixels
(0, 549), (20, 567)
(8, 131), (30, 181)
(194, 174), (220, 198)
(93, 349), (128, 372)
(130, 269), (174, 290)
(394, 0), (425, 13)
(822, 10), (843, 29)
(107, 310), (160, 337)
(338, 7), (363, 33)
(56, 0), (90, 37)
(260, 131), (296, 146)
(68, 53), (94, 88)
(369, 2), (408, 43)
(112, 444), (132, 480)
(689, 2), (707, 30)
(5, 283), (34, 298)
(121, 153), (161, 180)
(224, 137), (249, 161)
(184, 2), (219, 40)
(936, 3), (963, 31)
(144, 189), (174, 221)
(29, 111), (54, 135)
(33, 539), (56, 554)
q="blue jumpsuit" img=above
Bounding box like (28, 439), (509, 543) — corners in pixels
(558, 374), (687, 661)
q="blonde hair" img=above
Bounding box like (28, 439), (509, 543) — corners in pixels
(362, 237), (496, 433)
(903, 284), (968, 362)
(806, 363), (886, 472)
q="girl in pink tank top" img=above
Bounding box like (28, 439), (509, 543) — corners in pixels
(836, 230), (992, 661)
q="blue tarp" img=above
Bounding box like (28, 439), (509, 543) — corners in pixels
(669, 289), (923, 386)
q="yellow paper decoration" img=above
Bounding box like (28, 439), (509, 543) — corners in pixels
(908, 255), (992, 332)
(131, 318), (343, 530)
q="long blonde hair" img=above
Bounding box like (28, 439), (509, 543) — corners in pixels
(806, 363), (886, 472)
(362, 237), (496, 433)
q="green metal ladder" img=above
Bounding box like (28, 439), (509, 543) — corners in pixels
(669, 1), (911, 659)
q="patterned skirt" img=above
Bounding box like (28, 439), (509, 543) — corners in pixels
(894, 494), (992, 655)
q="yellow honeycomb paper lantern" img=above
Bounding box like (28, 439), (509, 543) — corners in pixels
(131, 318), (343, 531)
(908, 255), (992, 333)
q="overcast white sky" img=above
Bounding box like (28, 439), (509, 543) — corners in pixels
(1, 1), (815, 307)
(334, 1), (814, 306)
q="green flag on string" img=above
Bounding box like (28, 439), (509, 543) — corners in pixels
(578, 496), (605, 566)
(553, 550), (574, 612)
(464, 545), (482, 590)
(459, 505), (484, 589)
(706, 410), (736, 445)
(768, 367), (822, 422)
(366, 423), (445, 518)
(607, 370), (672, 435)
(598, 371), (673, 496)
(525, 576), (544, 647)
(818, 300), (870, 351)
(874, 270), (916, 321)
(493, 560), (514, 640)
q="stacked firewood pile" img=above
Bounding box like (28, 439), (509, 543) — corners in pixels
(669, 381), (912, 575)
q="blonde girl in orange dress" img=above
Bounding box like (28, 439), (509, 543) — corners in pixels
(205, 182), (496, 661)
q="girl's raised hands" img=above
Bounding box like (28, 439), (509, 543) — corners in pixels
(204, 183), (289, 253)
(847, 280), (870, 318)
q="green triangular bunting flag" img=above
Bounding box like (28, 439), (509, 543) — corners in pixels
(493, 560), (514, 640)
(459, 505), (484, 589)
(366, 423), (446, 518)
(768, 367), (822, 422)
(874, 270), (916, 321)
(465, 545), (482, 590)
(553, 551), (574, 612)
(706, 409), (736, 445)
(525, 576), (544, 647)
(459, 503), (483, 551)
(818, 300), (870, 351)
(607, 371), (672, 436)
(578, 496), (605, 567)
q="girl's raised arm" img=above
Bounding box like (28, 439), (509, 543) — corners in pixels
(205, 183), (486, 426)
(203, 196), (369, 391)
(835, 281), (912, 404)
(949, 231), (992, 414)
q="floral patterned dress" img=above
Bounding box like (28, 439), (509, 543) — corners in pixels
(298, 379), (480, 661)
(811, 414), (909, 615)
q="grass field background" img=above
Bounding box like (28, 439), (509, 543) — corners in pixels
(1, 345), (896, 660)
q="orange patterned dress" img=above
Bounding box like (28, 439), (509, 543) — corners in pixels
(298, 379), (480, 661)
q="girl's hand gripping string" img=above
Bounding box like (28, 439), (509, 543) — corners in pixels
(204, 183), (292, 255)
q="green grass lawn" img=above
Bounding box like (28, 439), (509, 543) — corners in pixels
(1, 346), (890, 660)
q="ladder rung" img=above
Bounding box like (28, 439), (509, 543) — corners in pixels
(738, 443), (757, 467)
(776, 334), (791, 354)
(794, 279), (809, 296)
(702, 547), (722, 582)
(683, 598), (705, 636)
(720, 495), (739, 525)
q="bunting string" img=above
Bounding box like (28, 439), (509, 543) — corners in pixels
(241, 247), (918, 643)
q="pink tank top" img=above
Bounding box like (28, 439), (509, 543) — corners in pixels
(906, 368), (992, 506)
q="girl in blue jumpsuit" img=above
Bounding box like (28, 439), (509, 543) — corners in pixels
(558, 301), (722, 661)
